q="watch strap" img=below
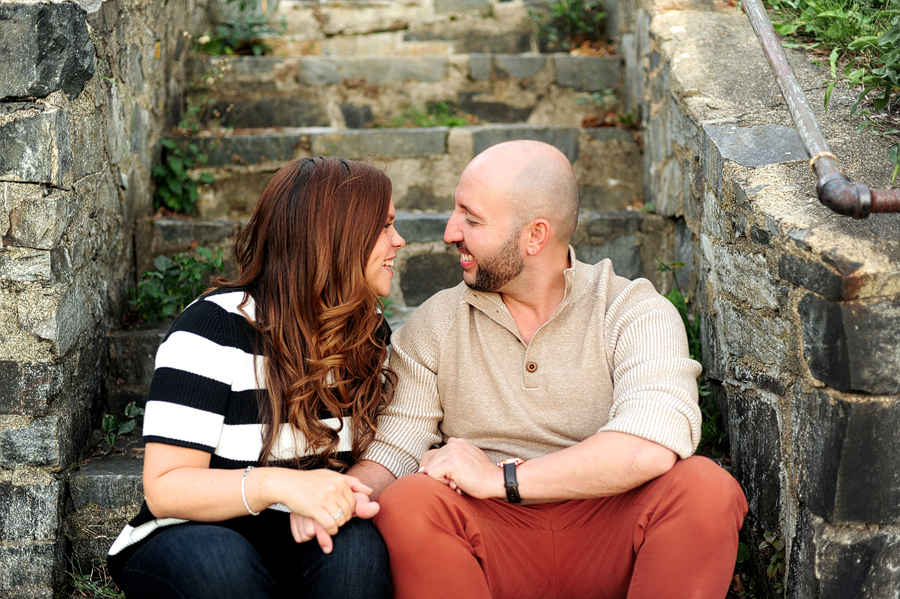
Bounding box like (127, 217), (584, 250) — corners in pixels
(502, 462), (522, 504)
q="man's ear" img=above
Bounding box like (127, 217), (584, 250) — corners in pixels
(523, 219), (552, 256)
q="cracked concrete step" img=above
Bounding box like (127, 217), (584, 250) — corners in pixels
(268, 0), (535, 56)
(189, 54), (623, 129)
(181, 124), (641, 216)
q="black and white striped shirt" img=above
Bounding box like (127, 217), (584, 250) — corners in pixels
(107, 288), (389, 569)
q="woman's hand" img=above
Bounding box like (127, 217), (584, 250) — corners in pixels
(287, 479), (380, 553)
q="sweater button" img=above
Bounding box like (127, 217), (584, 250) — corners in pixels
(526, 361), (538, 373)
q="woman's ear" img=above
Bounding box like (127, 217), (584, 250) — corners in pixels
(523, 219), (552, 256)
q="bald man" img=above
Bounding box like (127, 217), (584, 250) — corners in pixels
(349, 141), (748, 599)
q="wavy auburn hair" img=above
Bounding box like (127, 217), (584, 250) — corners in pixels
(213, 156), (397, 470)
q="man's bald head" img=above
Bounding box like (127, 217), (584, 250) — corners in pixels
(463, 140), (580, 243)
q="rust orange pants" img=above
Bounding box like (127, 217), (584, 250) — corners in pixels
(374, 456), (748, 599)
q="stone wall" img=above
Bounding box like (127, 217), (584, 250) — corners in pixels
(0, 1), (209, 595)
(627, 1), (900, 597)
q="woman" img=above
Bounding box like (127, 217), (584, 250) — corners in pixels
(107, 157), (406, 599)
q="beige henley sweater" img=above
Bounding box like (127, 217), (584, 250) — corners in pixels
(365, 253), (703, 478)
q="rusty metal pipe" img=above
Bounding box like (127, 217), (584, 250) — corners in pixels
(742, 0), (900, 218)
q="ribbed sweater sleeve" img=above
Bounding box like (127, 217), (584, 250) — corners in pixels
(598, 276), (702, 458)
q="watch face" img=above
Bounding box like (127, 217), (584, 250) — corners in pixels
(497, 458), (525, 467)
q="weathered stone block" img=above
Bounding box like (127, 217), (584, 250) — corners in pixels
(400, 253), (463, 306)
(580, 210), (642, 238)
(0, 108), (72, 187)
(68, 454), (145, 570)
(553, 55), (622, 92)
(434, 0), (490, 14)
(198, 134), (299, 167)
(0, 480), (63, 540)
(0, 3), (94, 100)
(0, 361), (62, 416)
(715, 299), (791, 373)
(704, 124), (806, 168)
(779, 254), (860, 301)
(710, 244), (776, 310)
(0, 246), (52, 283)
(207, 98), (328, 129)
(793, 387), (900, 524)
(798, 293), (900, 394)
(312, 129), (448, 158)
(727, 390), (781, 532)
(469, 54), (546, 80)
(471, 125), (579, 161)
(106, 321), (170, 416)
(575, 235), (641, 279)
(299, 57), (447, 85)
(394, 212), (449, 243)
(456, 94), (534, 124)
(0, 541), (65, 598)
(789, 511), (900, 599)
(0, 416), (69, 468)
(5, 194), (75, 250)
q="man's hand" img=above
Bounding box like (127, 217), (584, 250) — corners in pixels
(417, 437), (505, 499)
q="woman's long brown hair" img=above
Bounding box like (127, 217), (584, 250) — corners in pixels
(213, 156), (397, 470)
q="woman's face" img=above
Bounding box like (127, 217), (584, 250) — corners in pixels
(365, 201), (406, 297)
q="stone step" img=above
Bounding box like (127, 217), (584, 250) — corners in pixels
(269, 0), (535, 56)
(188, 54), (623, 129)
(179, 124), (640, 217)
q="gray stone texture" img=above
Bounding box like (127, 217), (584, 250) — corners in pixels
(400, 253), (464, 306)
(0, 108), (72, 187)
(0, 416), (65, 468)
(789, 511), (900, 599)
(312, 129), (448, 158)
(704, 124), (806, 168)
(199, 134), (300, 167)
(394, 212), (450, 243)
(5, 194), (75, 250)
(553, 55), (622, 92)
(0, 481), (64, 541)
(576, 235), (642, 280)
(68, 454), (144, 570)
(793, 387), (900, 524)
(299, 57), (447, 85)
(469, 54), (546, 80)
(726, 391), (782, 532)
(0, 361), (62, 416)
(207, 98), (329, 129)
(106, 322), (170, 416)
(471, 125), (579, 161)
(434, 0), (490, 14)
(799, 293), (900, 394)
(0, 542), (65, 599)
(0, 3), (94, 100)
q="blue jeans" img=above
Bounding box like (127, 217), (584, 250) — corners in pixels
(116, 512), (391, 599)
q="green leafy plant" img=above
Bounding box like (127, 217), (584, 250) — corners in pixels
(68, 560), (124, 598)
(193, 14), (284, 56)
(131, 247), (226, 323)
(765, 0), (900, 179)
(101, 401), (145, 448)
(760, 532), (786, 594)
(372, 102), (475, 128)
(152, 138), (216, 214)
(528, 0), (606, 52)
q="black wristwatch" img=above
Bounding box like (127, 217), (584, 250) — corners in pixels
(497, 458), (525, 504)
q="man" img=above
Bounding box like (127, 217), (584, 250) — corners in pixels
(349, 140), (748, 599)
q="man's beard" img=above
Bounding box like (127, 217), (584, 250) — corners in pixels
(462, 228), (524, 292)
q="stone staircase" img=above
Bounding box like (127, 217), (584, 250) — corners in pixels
(69, 0), (669, 571)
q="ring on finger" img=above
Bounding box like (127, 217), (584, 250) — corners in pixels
(331, 507), (343, 520)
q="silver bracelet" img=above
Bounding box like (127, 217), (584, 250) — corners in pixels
(241, 465), (260, 516)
